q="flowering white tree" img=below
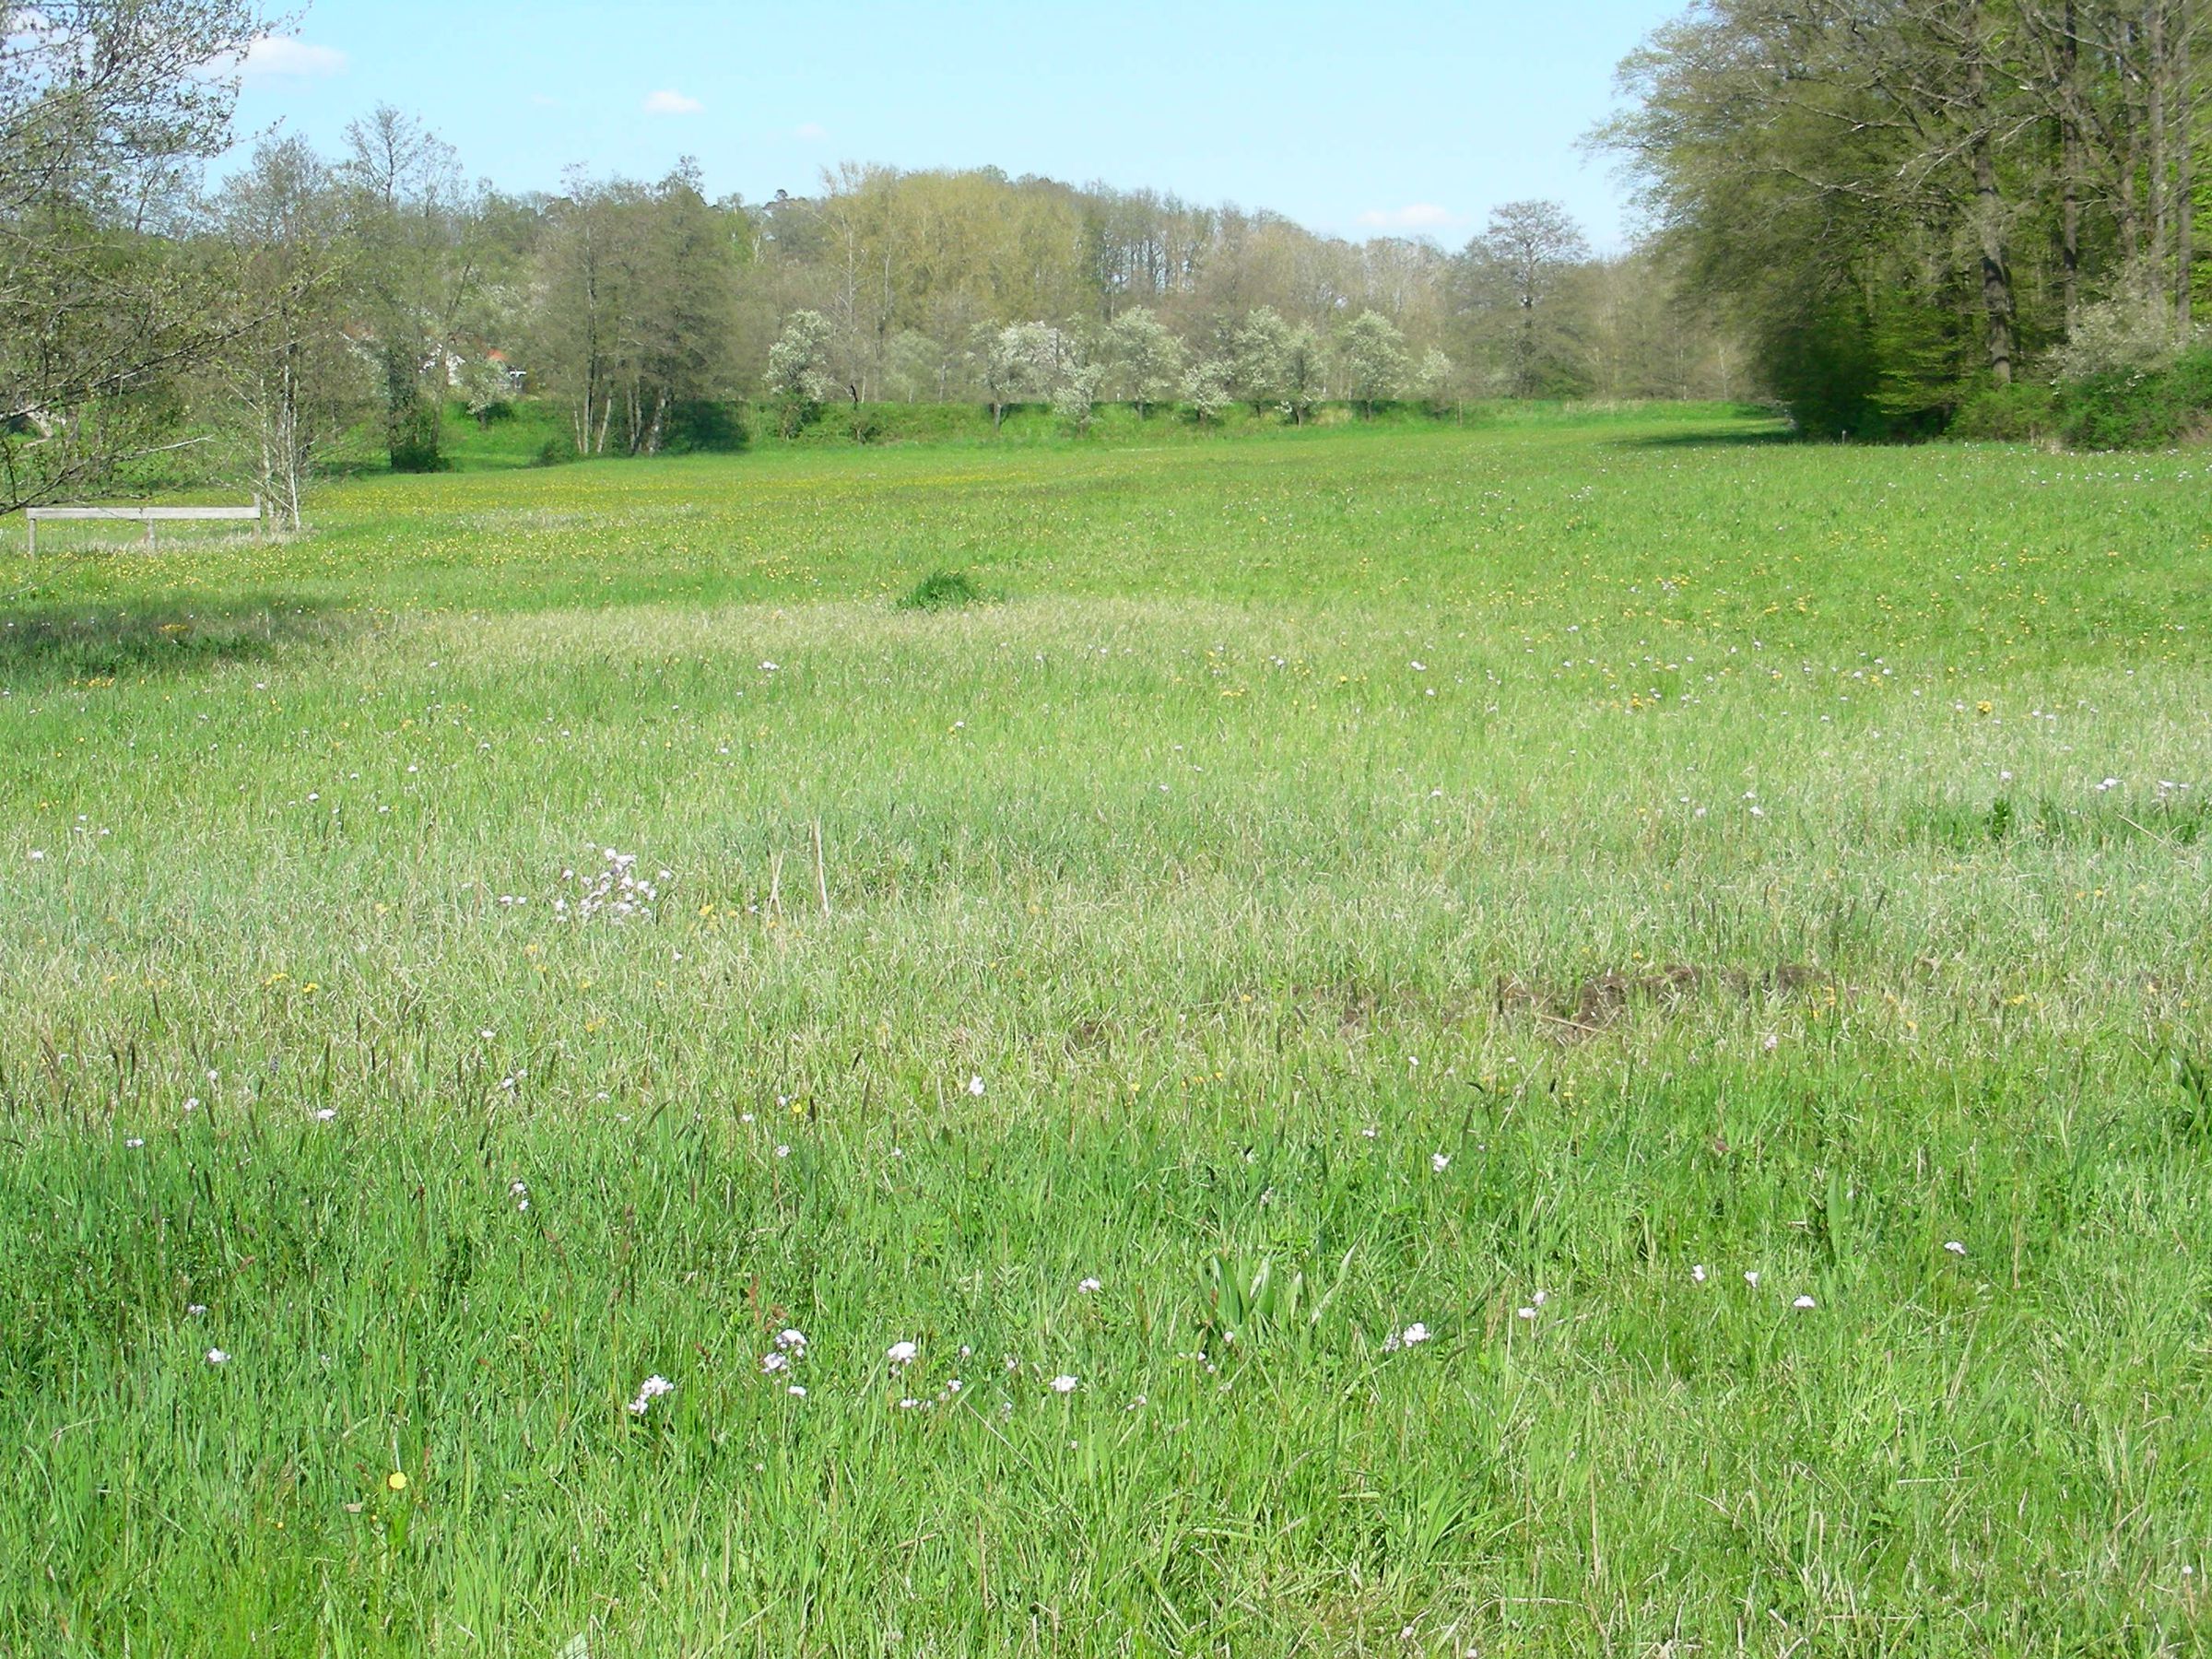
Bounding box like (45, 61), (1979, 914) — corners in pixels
(1052, 360), (1106, 435)
(1106, 306), (1184, 417)
(979, 322), (1063, 432)
(1278, 323), (1326, 425)
(766, 310), (837, 434)
(1184, 357), (1232, 427)
(1337, 310), (1408, 417)
(1230, 306), (1291, 412)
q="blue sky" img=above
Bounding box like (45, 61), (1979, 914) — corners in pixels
(227, 1), (1679, 249)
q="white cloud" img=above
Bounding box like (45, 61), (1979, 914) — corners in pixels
(235, 35), (348, 80)
(1354, 203), (1464, 232)
(643, 89), (703, 115)
(793, 122), (828, 141)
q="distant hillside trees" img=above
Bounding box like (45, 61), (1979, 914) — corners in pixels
(6, 18), (1786, 522)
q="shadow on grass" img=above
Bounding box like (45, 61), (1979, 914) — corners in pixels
(1608, 426), (1798, 451)
(0, 600), (358, 688)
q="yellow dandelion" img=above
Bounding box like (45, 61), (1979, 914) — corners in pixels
(386, 1471), (408, 1492)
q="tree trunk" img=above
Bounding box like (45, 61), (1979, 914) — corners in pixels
(2150, 1), (2171, 276)
(2062, 0), (2083, 329)
(1969, 45), (2017, 382)
(2120, 14), (2147, 265)
(2176, 5), (2195, 325)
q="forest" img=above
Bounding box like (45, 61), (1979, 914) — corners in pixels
(1607, 0), (2211, 437)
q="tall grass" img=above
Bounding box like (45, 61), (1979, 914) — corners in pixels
(1, 406), (2207, 1653)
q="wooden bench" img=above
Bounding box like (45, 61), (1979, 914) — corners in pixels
(25, 503), (261, 554)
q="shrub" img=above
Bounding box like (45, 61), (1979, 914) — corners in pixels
(529, 435), (575, 467)
(771, 394), (819, 440)
(387, 405), (449, 473)
(2057, 347), (2212, 450)
(2050, 281), (2203, 381)
(1948, 379), (2059, 442)
(663, 400), (748, 454)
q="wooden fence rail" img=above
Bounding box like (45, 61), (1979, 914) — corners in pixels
(25, 503), (261, 555)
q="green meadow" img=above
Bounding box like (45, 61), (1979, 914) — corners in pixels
(3, 405), (2209, 1655)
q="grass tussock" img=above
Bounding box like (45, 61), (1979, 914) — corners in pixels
(895, 568), (988, 611)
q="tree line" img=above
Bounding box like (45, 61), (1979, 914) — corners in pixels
(210, 130), (1742, 488)
(1601, 0), (2210, 437)
(2, 3), (1752, 526)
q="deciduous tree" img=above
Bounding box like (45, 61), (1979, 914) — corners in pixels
(1337, 310), (1408, 416)
(1, 0), (271, 512)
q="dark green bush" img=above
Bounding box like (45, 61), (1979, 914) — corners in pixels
(1949, 379), (2060, 442)
(897, 570), (985, 611)
(528, 435), (575, 467)
(2057, 347), (2212, 450)
(663, 400), (749, 453)
(387, 404), (450, 473)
